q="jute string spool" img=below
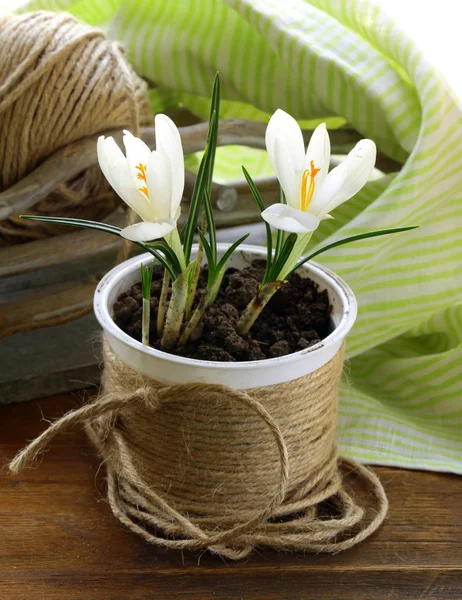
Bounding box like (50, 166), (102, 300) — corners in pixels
(10, 341), (388, 559)
(0, 11), (152, 246)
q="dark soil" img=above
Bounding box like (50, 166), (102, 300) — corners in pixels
(112, 260), (331, 362)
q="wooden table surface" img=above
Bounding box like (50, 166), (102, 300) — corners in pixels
(1, 392), (461, 600)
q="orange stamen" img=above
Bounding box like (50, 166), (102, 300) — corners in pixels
(136, 163), (147, 183)
(135, 163), (149, 198)
(300, 160), (321, 211)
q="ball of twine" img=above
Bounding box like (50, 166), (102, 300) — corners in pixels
(0, 11), (152, 245)
(9, 341), (388, 560)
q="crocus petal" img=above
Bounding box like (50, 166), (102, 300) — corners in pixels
(304, 123), (330, 188)
(307, 161), (348, 216)
(261, 203), (320, 234)
(120, 219), (176, 242)
(309, 139), (376, 217)
(265, 108), (305, 178)
(333, 139), (377, 202)
(155, 114), (184, 219)
(272, 138), (299, 208)
(97, 136), (151, 220)
(122, 130), (152, 189)
(146, 146), (172, 221)
(97, 136), (118, 191)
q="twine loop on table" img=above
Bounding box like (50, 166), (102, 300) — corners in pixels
(10, 342), (388, 559)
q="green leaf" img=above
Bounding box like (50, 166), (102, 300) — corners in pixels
(209, 72), (220, 122)
(20, 214), (179, 279)
(182, 111), (219, 264)
(198, 229), (216, 286)
(20, 215), (122, 235)
(203, 186), (216, 264)
(215, 233), (250, 275)
(268, 232), (297, 281)
(274, 183), (285, 264)
(289, 226), (419, 275)
(242, 166), (272, 284)
(182, 74), (220, 265)
(140, 262), (154, 300)
(144, 239), (182, 277)
(205, 73), (220, 193)
(241, 166), (265, 211)
(143, 249), (177, 280)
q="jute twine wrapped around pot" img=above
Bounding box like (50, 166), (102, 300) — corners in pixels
(10, 341), (388, 559)
(0, 11), (152, 245)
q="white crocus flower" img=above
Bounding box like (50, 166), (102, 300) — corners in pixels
(97, 114), (185, 243)
(262, 109), (377, 233)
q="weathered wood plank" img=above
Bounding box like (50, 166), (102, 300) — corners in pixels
(0, 314), (100, 405)
(0, 279), (97, 338)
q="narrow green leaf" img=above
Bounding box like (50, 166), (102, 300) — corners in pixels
(143, 249), (176, 280)
(145, 239), (182, 277)
(20, 214), (122, 234)
(209, 72), (220, 122)
(289, 226), (419, 275)
(216, 233), (250, 275)
(203, 186), (216, 264)
(20, 214), (179, 279)
(242, 166), (272, 283)
(198, 229), (216, 285)
(182, 110), (219, 264)
(140, 263), (154, 300)
(182, 74), (220, 265)
(268, 232), (297, 281)
(241, 166), (265, 211)
(205, 73), (220, 192)
(274, 183), (285, 265)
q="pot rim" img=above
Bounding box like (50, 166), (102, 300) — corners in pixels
(94, 243), (357, 371)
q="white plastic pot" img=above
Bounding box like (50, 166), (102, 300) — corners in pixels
(94, 244), (357, 389)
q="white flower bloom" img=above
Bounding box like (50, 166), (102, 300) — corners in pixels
(262, 109), (376, 233)
(97, 114), (185, 242)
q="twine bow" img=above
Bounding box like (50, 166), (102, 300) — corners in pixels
(9, 343), (388, 559)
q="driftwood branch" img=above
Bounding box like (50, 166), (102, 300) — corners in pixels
(0, 120), (402, 220)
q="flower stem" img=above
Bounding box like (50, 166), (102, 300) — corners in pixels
(160, 266), (193, 350)
(185, 212), (207, 319)
(166, 227), (187, 272)
(185, 253), (201, 320)
(236, 281), (286, 335)
(178, 266), (224, 346)
(142, 298), (150, 346)
(156, 269), (170, 338)
(276, 232), (312, 281)
(178, 293), (207, 347)
(140, 262), (154, 346)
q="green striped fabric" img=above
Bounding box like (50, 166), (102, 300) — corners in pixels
(17, 0), (462, 473)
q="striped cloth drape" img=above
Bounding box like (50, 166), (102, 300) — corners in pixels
(17, 0), (462, 473)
